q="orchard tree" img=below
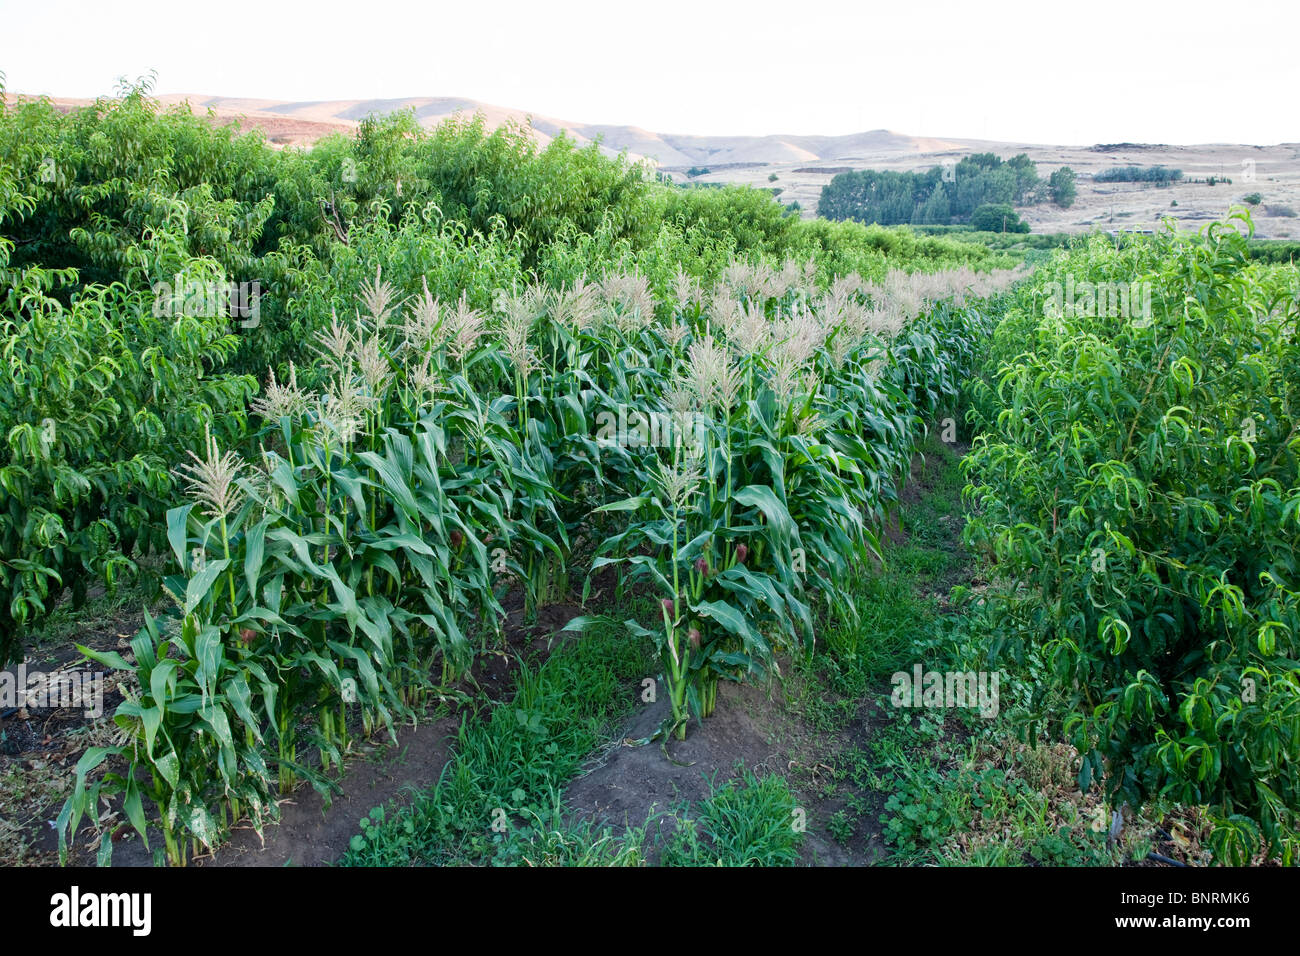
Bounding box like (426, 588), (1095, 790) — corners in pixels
(1049, 167), (1077, 208)
(970, 203), (1028, 233)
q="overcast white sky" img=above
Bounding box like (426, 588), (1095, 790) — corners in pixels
(2, 0), (1294, 144)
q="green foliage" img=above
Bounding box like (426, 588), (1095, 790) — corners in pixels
(1243, 192), (1263, 206)
(2, 83), (1007, 659)
(2, 82), (1018, 864)
(340, 615), (652, 866)
(907, 224), (1074, 252)
(661, 770), (803, 866)
(0, 265), (254, 661)
(819, 153), (1048, 228)
(1247, 239), (1300, 264)
(917, 183), (951, 226)
(965, 211), (1300, 864)
(819, 168), (941, 226)
(1049, 167), (1077, 209)
(1094, 166), (1183, 184)
(883, 772), (969, 855)
(828, 808), (855, 843)
(571, 278), (996, 739)
(969, 203), (1029, 233)
(56, 257), (1009, 864)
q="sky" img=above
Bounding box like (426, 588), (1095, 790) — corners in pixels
(2, 0), (1295, 145)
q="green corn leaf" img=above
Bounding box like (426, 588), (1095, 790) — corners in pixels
(733, 484), (800, 550)
(155, 748), (181, 790)
(595, 496), (648, 513)
(122, 774), (149, 849)
(185, 558), (230, 615)
(75, 644), (135, 673)
(694, 599), (771, 665)
(166, 503), (194, 568)
(244, 517), (268, 595)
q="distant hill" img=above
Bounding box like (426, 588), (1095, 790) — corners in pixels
(19, 92), (972, 165)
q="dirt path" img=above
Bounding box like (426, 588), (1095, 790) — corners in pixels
(560, 443), (971, 865)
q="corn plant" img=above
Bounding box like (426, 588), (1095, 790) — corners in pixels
(52, 253), (1021, 861)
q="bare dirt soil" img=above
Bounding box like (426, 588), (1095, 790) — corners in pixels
(563, 672), (888, 865)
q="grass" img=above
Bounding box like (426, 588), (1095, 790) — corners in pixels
(785, 433), (1168, 866)
(340, 607), (655, 865)
(660, 769), (803, 866)
(798, 438), (970, 720)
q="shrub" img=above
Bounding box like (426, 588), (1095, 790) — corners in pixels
(1048, 167), (1077, 209)
(970, 204), (1029, 233)
(965, 211), (1300, 864)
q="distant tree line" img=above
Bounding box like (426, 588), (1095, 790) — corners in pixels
(818, 153), (1075, 228)
(1093, 165), (1183, 183)
(1246, 239), (1300, 264)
